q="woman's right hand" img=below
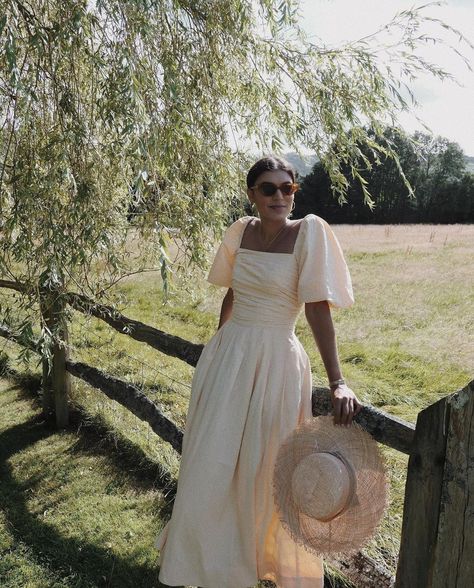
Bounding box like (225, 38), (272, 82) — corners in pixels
(331, 384), (362, 426)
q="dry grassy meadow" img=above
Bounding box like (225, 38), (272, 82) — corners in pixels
(0, 223), (473, 586)
(335, 223), (473, 376)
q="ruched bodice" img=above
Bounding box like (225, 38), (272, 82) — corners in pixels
(231, 250), (300, 329)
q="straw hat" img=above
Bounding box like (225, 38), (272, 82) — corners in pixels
(273, 416), (388, 556)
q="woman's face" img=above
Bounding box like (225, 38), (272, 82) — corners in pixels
(247, 169), (295, 222)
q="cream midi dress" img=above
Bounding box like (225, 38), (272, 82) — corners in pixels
(155, 214), (354, 588)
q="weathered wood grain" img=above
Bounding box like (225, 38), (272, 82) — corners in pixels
(396, 381), (474, 587)
(431, 381), (474, 587)
(395, 392), (449, 587)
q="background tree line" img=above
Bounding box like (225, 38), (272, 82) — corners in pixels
(295, 128), (474, 223)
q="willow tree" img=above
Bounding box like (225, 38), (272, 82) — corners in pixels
(0, 0), (471, 322)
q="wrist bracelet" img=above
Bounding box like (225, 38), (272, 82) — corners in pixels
(329, 378), (346, 388)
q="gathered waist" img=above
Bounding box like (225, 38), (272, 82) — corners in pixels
(229, 312), (298, 333)
(229, 296), (302, 332)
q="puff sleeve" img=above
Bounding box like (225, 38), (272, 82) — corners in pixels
(207, 217), (250, 288)
(296, 214), (354, 307)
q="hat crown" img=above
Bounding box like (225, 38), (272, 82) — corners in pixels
(291, 452), (353, 521)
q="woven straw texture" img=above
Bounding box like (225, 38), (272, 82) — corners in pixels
(273, 416), (388, 556)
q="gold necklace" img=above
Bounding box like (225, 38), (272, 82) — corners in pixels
(259, 222), (288, 251)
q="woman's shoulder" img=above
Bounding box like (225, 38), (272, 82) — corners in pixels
(297, 214), (332, 238)
(236, 215), (255, 223)
(227, 216), (254, 230)
(220, 216), (254, 247)
(300, 213), (329, 226)
(294, 214), (341, 257)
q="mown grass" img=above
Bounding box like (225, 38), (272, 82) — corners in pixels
(0, 223), (472, 586)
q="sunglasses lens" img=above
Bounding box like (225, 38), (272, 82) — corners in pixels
(260, 183), (277, 196)
(281, 184), (294, 196)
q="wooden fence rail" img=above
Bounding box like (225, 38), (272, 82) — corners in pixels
(66, 359), (184, 454)
(0, 318), (414, 454)
(65, 291), (204, 366)
(0, 322), (184, 453)
(0, 280), (203, 365)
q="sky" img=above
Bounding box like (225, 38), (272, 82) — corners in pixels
(298, 0), (474, 155)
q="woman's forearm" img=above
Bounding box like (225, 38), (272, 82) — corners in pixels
(218, 288), (234, 329)
(304, 301), (343, 383)
(305, 300), (361, 426)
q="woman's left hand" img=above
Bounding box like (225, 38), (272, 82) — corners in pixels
(331, 384), (362, 426)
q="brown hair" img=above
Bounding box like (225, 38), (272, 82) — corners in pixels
(246, 155), (295, 188)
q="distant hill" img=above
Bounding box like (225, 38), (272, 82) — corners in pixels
(284, 153), (474, 177)
(465, 155), (474, 173)
(284, 152), (317, 178)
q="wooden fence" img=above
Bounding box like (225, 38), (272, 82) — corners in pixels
(0, 278), (472, 588)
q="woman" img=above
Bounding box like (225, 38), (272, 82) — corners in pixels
(155, 155), (362, 588)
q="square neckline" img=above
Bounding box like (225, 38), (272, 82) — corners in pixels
(237, 216), (306, 256)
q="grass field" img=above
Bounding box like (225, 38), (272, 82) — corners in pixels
(0, 223), (473, 587)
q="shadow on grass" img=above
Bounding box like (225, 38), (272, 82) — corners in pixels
(15, 373), (178, 516)
(0, 379), (177, 588)
(66, 404), (178, 520)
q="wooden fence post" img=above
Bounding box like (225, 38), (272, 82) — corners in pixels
(395, 380), (474, 587)
(39, 291), (54, 419)
(39, 284), (70, 428)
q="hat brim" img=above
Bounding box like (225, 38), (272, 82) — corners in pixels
(273, 416), (388, 556)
